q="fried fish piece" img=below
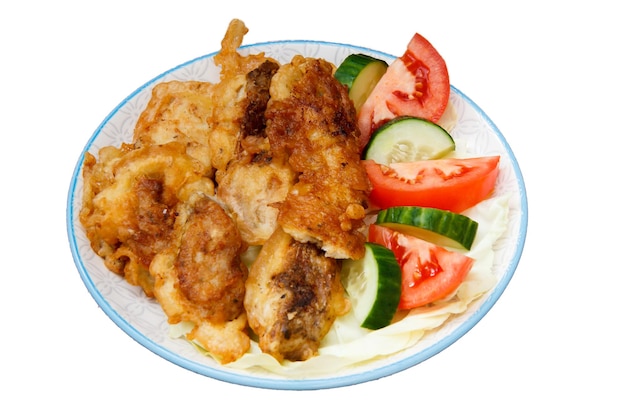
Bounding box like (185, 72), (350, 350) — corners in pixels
(133, 80), (215, 173)
(215, 59), (295, 246)
(80, 142), (215, 296)
(206, 19), (279, 172)
(150, 194), (250, 364)
(244, 227), (350, 362)
(265, 56), (371, 259)
(217, 140), (296, 246)
(132, 20), (277, 176)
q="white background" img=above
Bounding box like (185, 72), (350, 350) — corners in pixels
(2, 1), (623, 415)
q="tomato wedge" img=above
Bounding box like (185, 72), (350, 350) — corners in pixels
(357, 32), (450, 149)
(368, 224), (474, 309)
(362, 156), (500, 213)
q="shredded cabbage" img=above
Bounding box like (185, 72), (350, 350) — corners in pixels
(218, 193), (510, 377)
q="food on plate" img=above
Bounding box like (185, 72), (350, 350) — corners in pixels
(216, 136), (297, 246)
(357, 32), (450, 150)
(363, 116), (456, 165)
(265, 55), (371, 260)
(215, 60), (298, 246)
(133, 80), (216, 173)
(245, 227), (350, 361)
(150, 194), (250, 364)
(340, 242), (401, 330)
(79, 142), (215, 297)
(206, 20), (278, 173)
(375, 206), (478, 250)
(362, 156), (500, 212)
(224, 42), (374, 361)
(334, 53), (389, 113)
(79, 17), (511, 373)
(240, 55), (371, 361)
(369, 224), (475, 309)
(80, 19), (370, 364)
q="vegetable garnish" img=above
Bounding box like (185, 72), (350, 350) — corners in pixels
(357, 33), (450, 150)
(376, 206), (479, 250)
(369, 224), (474, 310)
(362, 156), (500, 213)
(363, 116), (456, 165)
(335, 53), (389, 113)
(341, 242), (402, 330)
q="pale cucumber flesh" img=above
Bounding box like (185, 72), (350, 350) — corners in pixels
(364, 116), (455, 165)
(340, 242), (401, 330)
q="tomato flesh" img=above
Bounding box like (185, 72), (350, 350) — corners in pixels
(362, 156), (500, 213)
(368, 224), (474, 309)
(358, 33), (450, 150)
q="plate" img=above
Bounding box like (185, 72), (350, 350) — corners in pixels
(67, 40), (528, 390)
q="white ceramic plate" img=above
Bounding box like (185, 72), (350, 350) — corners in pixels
(67, 40), (528, 390)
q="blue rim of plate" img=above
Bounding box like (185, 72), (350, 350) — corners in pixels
(67, 40), (528, 390)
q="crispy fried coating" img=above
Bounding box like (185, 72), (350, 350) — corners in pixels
(265, 56), (371, 259)
(131, 20), (277, 176)
(214, 19), (270, 77)
(217, 139), (296, 246)
(150, 194), (250, 363)
(206, 19), (279, 172)
(244, 227), (350, 362)
(133, 80), (215, 173)
(215, 59), (294, 246)
(241, 60), (280, 137)
(80, 142), (215, 296)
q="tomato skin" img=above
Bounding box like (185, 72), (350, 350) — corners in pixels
(358, 33), (450, 150)
(362, 156), (500, 213)
(368, 225), (474, 309)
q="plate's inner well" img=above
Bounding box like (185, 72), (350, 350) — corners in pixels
(68, 22), (526, 390)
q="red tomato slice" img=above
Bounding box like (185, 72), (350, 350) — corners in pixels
(368, 224), (474, 309)
(362, 156), (500, 213)
(357, 33), (450, 149)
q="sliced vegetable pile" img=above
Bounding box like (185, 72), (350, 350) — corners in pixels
(336, 31), (501, 331)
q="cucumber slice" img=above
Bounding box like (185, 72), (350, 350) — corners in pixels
(335, 54), (388, 113)
(364, 116), (455, 165)
(341, 242), (401, 330)
(376, 206), (478, 250)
